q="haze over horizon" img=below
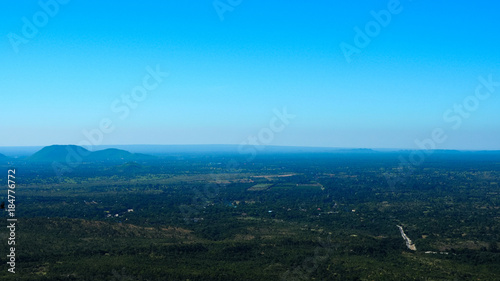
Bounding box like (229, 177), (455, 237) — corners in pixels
(2, 1), (499, 150)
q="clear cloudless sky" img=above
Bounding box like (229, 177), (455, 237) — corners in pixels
(1, 0), (499, 150)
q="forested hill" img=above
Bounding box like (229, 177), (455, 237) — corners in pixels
(27, 145), (156, 162)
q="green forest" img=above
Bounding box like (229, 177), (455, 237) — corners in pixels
(0, 151), (499, 280)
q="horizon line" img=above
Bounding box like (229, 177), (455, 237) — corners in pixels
(0, 144), (499, 152)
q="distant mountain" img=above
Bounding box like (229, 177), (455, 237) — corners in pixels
(28, 145), (156, 162)
(85, 148), (156, 161)
(84, 145), (379, 155)
(28, 145), (90, 162)
(85, 148), (134, 161)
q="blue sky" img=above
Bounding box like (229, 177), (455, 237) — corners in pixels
(1, 0), (499, 149)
